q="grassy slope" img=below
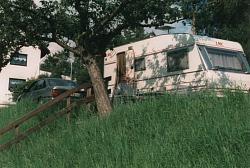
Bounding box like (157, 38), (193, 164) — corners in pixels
(0, 91), (250, 168)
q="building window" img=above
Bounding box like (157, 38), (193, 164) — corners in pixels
(167, 49), (189, 72)
(10, 53), (27, 66)
(135, 57), (146, 71)
(9, 78), (26, 92)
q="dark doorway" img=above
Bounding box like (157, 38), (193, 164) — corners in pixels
(117, 52), (126, 83)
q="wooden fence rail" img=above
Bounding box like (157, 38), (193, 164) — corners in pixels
(0, 84), (94, 151)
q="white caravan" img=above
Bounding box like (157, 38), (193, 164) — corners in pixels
(104, 34), (250, 97)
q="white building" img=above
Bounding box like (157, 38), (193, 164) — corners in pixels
(0, 46), (48, 107)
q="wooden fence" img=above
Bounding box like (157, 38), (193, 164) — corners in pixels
(0, 84), (94, 151)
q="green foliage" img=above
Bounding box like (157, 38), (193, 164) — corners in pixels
(41, 51), (71, 78)
(1, 91), (250, 167)
(0, 0), (179, 62)
(40, 50), (93, 84)
(0, 0), (181, 113)
(210, 0), (250, 61)
(180, 0), (250, 60)
(111, 27), (149, 47)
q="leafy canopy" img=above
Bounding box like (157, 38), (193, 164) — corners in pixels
(178, 0), (250, 60)
(0, 0), (180, 70)
(40, 50), (91, 83)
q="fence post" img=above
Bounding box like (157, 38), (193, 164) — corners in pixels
(14, 125), (19, 138)
(66, 97), (71, 123)
(86, 88), (92, 97)
(86, 88), (92, 110)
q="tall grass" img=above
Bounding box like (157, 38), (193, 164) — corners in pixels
(0, 91), (250, 167)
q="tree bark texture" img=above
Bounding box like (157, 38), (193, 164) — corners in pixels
(86, 57), (112, 114)
(191, 11), (196, 35)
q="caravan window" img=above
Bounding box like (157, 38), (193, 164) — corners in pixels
(135, 57), (146, 71)
(167, 49), (189, 72)
(205, 48), (246, 71)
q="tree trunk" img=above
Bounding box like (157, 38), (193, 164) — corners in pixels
(191, 11), (196, 35)
(86, 57), (112, 114)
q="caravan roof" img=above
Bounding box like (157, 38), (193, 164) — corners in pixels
(107, 34), (244, 59)
(194, 35), (243, 51)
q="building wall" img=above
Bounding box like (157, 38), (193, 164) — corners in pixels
(0, 46), (42, 106)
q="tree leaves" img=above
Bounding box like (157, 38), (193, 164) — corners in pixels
(0, 0), (186, 77)
(179, 0), (250, 60)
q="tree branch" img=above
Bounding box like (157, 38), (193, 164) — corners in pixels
(9, 3), (52, 24)
(107, 23), (129, 38)
(54, 38), (81, 56)
(94, 0), (132, 34)
(74, 0), (89, 31)
(7, 3), (81, 57)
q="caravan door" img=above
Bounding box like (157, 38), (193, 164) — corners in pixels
(114, 49), (135, 96)
(116, 52), (126, 83)
(116, 49), (135, 83)
(125, 49), (135, 82)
